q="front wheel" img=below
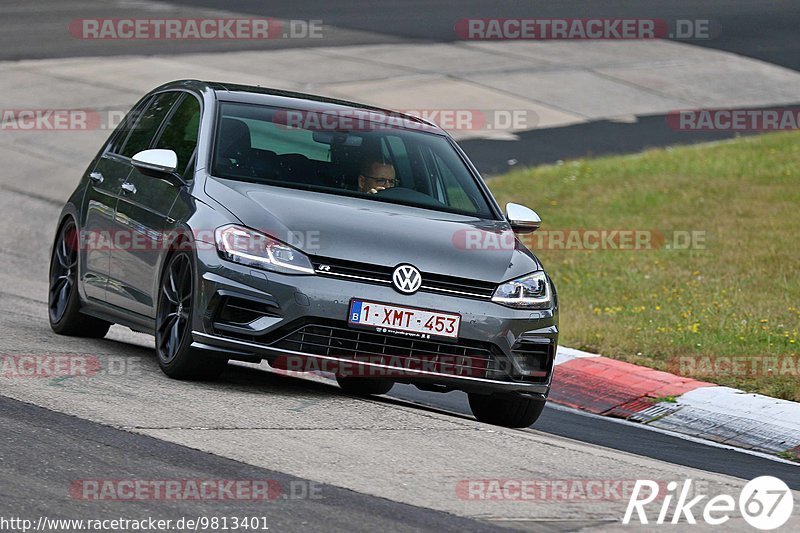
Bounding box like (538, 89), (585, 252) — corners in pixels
(48, 218), (111, 337)
(155, 251), (227, 380)
(468, 393), (546, 428)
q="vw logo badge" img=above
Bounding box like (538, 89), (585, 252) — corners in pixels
(392, 264), (422, 294)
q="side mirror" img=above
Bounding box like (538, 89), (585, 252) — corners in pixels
(131, 149), (179, 180)
(505, 202), (541, 233)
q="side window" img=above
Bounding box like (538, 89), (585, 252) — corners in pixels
(120, 92), (181, 159)
(154, 95), (201, 175)
(107, 97), (153, 155)
(433, 153), (476, 212)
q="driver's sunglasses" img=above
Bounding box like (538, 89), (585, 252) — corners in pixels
(362, 174), (397, 187)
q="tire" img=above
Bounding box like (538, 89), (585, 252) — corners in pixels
(48, 218), (111, 338)
(468, 393), (546, 428)
(155, 250), (227, 380)
(336, 376), (394, 396)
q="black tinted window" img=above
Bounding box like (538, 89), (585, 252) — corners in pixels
(108, 97), (152, 155)
(120, 92), (180, 158)
(154, 95), (201, 175)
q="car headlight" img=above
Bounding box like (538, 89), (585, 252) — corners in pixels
(215, 225), (314, 274)
(492, 271), (551, 309)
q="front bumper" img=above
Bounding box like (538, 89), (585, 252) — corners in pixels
(190, 243), (558, 396)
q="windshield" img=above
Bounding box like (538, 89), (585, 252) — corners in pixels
(211, 102), (496, 218)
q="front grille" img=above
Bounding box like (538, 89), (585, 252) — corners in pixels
(270, 320), (501, 379)
(311, 256), (497, 300)
(215, 316), (553, 384)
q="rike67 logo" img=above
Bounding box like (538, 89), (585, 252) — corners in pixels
(624, 476), (794, 530)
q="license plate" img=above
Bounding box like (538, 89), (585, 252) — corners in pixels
(348, 299), (461, 340)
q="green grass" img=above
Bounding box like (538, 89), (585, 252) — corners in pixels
(488, 132), (800, 401)
(777, 450), (800, 463)
(649, 396), (678, 404)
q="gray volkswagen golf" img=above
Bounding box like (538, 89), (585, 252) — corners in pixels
(48, 80), (558, 427)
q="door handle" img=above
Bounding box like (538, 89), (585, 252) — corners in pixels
(121, 182), (137, 194)
(89, 171), (104, 183)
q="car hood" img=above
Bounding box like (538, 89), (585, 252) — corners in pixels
(205, 178), (540, 283)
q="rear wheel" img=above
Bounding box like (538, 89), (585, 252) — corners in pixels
(336, 376), (394, 396)
(48, 218), (111, 337)
(155, 250), (227, 380)
(468, 393), (546, 428)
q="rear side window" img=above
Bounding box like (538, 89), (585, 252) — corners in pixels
(107, 97), (152, 155)
(120, 92), (181, 159)
(154, 95), (201, 175)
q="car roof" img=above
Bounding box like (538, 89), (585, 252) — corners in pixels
(153, 79), (446, 135)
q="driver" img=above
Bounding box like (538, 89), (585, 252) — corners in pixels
(358, 159), (396, 194)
